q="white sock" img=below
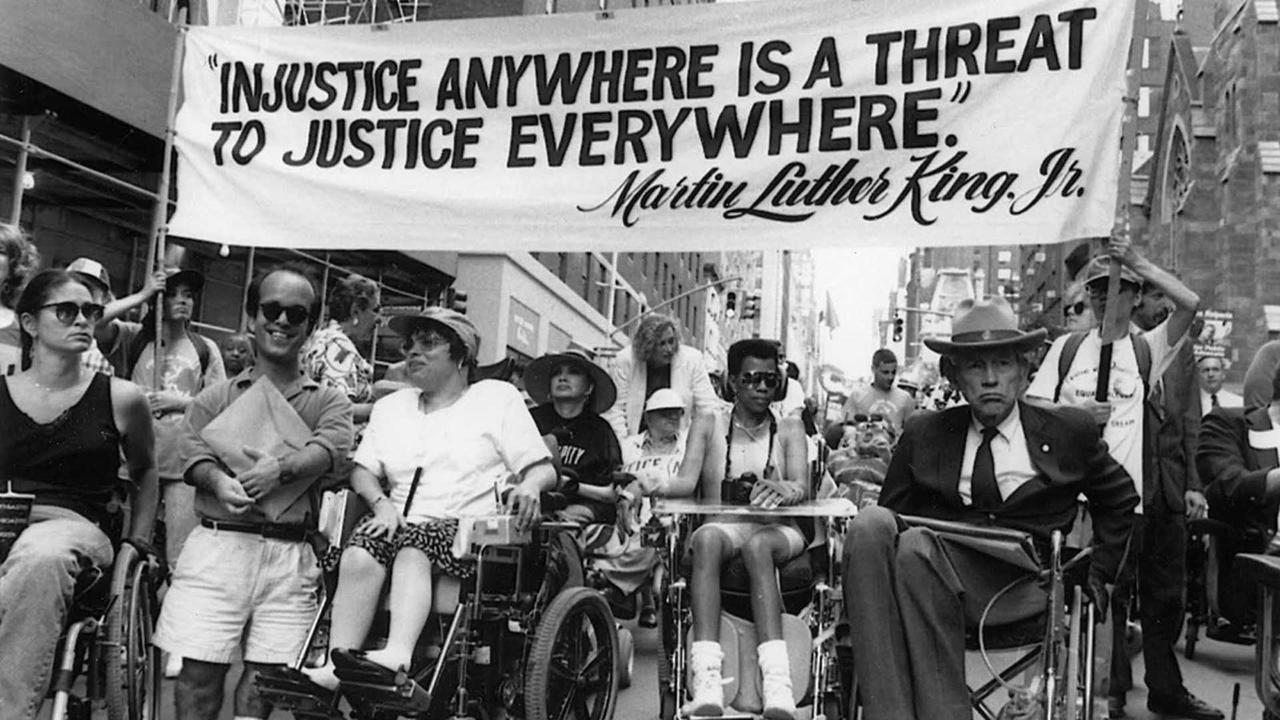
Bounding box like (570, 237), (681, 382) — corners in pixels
(690, 640), (722, 662)
(757, 639), (790, 674)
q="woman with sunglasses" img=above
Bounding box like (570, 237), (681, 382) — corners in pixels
(0, 270), (159, 719)
(680, 338), (810, 720)
(293, 307), (555, 692)
(301, 274), (380, 424)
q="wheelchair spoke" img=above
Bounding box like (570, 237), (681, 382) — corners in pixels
(578, 647), (608, 681)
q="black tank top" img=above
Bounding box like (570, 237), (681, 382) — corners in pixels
(0, 373), (121, 526)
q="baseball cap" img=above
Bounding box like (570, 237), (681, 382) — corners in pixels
(66, 257), (111, 294)
(388, 307), (480, 362)
(644, 388), (686, 413)
(1080, 255), (1142, 288)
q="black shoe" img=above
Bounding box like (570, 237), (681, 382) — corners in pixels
(1147, 692), (1225, 720)
(1107, 695), (1129, 719)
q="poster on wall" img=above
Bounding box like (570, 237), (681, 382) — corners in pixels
(167, 0), (1134, 250)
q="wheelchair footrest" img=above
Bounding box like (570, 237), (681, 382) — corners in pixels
(254, 668), (341, 719)
(332, 651), (432, 717)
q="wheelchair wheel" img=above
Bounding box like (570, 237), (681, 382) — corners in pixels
(104, 544), (161, 720)
(525, 587), (619, 720)
(616, 627), (634, 690)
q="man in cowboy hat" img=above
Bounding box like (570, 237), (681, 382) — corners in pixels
(842, 296), (1139, 720)
(525, 348), (623, 524)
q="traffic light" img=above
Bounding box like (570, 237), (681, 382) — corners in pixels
(742, 295), (761, 319)
(444, 287), (468, 314)
(725, 291), (738, 318)
(892, 315), (904, 342)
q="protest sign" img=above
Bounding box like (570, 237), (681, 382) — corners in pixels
(168, 0), (1133, 250)
(1194, 309), (1233, 360)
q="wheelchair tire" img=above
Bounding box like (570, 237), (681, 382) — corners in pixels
(104, 544), (161, 720)
(525, 587), (619, 720)
(616, 626), (634, 690)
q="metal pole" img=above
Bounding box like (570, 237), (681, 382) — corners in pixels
(150, 18), (186, 390)
(9, 117), (31, 225)
(605, 251), (618, 325)
(0, 132), (174, 206)
(608, 274), (742, 344)
(240, 247), (256, 332)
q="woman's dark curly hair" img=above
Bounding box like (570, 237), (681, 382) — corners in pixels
(0, 224), (42, 310)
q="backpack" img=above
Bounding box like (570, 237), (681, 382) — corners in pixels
(1052, 331), (1151, 403)
(124, 327), (212, 383)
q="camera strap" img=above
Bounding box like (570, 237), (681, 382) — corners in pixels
(723, 412), (778, 482)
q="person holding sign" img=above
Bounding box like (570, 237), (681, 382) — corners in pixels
(0, 269), (159, 720)
(843, 297), (1137, 720)
(1026, 234), (1220, 720)
(153, 264), (354, 720)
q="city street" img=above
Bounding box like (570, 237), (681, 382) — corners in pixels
(138, 618), (1262, 720)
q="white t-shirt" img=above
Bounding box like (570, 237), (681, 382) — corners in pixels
(353, 380), (552, 522)
(770, 378), (805, 420)
(1027, 322), (1181, 507)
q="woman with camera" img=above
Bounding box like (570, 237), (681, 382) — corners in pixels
(679, 339), (810, 720)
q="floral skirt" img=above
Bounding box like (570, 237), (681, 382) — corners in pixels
(321, 515), (475, 579)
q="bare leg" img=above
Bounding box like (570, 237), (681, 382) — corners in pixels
(234, 662), (275, 719)
(364, 548), (433, 672)
(691, 527), (733, 641)
(303, 546), (386, 689)
(175, 659), (229, 720)
(741, 528), (794, 642)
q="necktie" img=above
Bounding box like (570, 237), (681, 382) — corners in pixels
(1211, 393), (1220, 408)
(972, 426), (1001, 512)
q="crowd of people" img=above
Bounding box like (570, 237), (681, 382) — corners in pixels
(1, 219), (1277, 720)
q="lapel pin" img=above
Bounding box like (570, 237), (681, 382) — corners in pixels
(1041, 444), (1050, 452)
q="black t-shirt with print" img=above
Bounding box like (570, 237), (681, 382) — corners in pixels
(531, 403), (622, 520)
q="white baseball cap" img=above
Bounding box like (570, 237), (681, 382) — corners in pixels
(644, 388), (686, 413)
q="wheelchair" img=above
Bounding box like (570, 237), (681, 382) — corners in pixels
(0, 487), (164, 720)
(649, 495), (856, 720)
(892, 517), (1104, 720)
(1184, 517), (1262, 658)
(256, 490), (621, 720)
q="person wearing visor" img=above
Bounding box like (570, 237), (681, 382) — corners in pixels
(524, 348), (622, 524)
(289, 307), (554, 693)
(1027, 234), (1218, 720)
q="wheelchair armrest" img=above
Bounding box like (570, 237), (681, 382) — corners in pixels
(1237, 553), (1280, 589)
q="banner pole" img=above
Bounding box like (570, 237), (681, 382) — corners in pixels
(1096, 0), (1149, 403)
(150, 19), (186, 392)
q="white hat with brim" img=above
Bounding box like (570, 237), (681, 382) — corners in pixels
(922, 297), (1047, 355)
(644, 388), (686, 413)
(525, 349), (617, 415)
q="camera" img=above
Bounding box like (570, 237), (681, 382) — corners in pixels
(721, 472), (758, 505)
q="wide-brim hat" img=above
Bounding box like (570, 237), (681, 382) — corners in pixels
(160, 244), (204, 293)
(525, 349), (617, 415)
(1079, 255), (1142, 288)
(388, 307), (480, 362)
(922, 297), (1047, 354)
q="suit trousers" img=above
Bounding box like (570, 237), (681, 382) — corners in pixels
(1109, 512), (1187, 701)
(843, 507), (1047, 720)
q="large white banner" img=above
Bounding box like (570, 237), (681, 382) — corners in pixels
(169, 0), (1133, 250)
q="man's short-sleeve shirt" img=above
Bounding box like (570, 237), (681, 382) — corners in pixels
(1027, 322), (1179, 503)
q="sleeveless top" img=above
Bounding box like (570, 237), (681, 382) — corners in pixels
(0, 374), (121, 526)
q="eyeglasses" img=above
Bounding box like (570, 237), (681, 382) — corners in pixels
(401, 333), (451, 355)
(1063, 301), (1086, 318)
(738, 371), (781, 389)
(259, 301), (311, 325)
(40, 301), (104, 324)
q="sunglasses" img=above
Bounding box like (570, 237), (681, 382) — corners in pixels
(41, 301), (104, 324)
(1063, 301), (1086, 318)
(259, 301), (312, 325)
(738, 371), (781, 389)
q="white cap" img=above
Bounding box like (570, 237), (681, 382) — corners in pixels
(644, 388), (686, 413)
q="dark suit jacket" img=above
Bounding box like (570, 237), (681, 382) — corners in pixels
(880, 401), (1139, 581)
(1146, 339), (1203, 514)
(1196, 406), (1280, 541)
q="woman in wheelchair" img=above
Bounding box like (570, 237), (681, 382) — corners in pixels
(681, 339), (810, 720)
(288, 307), (555, 694)
(0, 269), (159, 719)
(524, 349), (623, 525)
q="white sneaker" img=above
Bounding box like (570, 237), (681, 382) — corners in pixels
(759, 670), (796, 720)
(682, 643), (724, 717)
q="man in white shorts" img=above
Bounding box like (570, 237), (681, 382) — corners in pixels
(153, 264), (354, 720)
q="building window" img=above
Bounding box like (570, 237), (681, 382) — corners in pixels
(558, 253), (569, 283)
(1138, 87), (1151, 118)
(1166, 126), (1192, 216)
(1142, 38), (1151, 69)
